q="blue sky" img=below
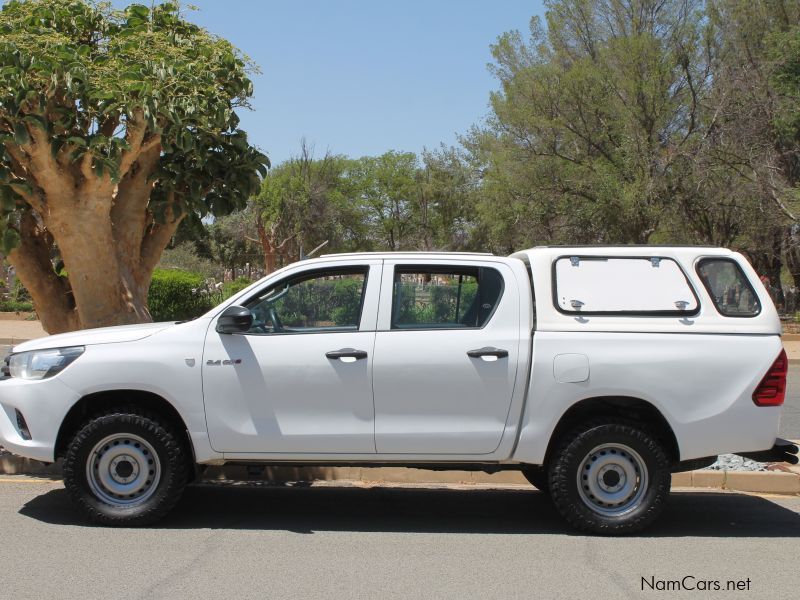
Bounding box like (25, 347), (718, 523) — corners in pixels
(165, 1), (544, 165)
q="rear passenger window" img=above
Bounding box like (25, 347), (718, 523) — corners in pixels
(391, 267), (504, 329)
(553, 256), (698, 315)
(696, 258), (761, 317)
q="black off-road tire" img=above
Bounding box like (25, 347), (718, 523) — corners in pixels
(63, 409), (190, 526)
(521, 465), (549, 493)
(548, 419), (671, 535)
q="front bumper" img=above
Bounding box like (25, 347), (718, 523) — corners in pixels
(0, 376), (80, 463)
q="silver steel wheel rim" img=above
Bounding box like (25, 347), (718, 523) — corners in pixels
(576, 443), (648, 517)
(86, 433), (161, 507)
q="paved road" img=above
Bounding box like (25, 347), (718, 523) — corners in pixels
(0, 480), (797, 600)
(781, 365), (800, 438)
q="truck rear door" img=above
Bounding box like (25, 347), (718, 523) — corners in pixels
(371, 259), (521, 454)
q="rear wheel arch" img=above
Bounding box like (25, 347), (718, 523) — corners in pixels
(55, 390), (194, 464)
(543, 396), (680, 466)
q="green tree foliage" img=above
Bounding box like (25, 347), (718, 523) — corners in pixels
(0, 0), (267, 332)
(460, 0), (800, 295)
(208, 204), (261, 278)
(468, 0), (712, 247)
(249, 145), (476, 270)
(254, 142), (363, 271)
(349, 151), (419, 250)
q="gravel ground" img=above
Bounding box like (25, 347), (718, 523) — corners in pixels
(709, 454), (767, 472)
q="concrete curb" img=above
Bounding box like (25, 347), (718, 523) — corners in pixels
(2, 455), (798, 494)
(670, 469), (800, 494)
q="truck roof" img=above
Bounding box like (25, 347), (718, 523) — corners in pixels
(320, 251), (494, 258)
(319, 246), (734, 261)
(515, 246), (734, 261)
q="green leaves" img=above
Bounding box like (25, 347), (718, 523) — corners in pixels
(0, 0), (267, 220)
(1, 226), (19, 254)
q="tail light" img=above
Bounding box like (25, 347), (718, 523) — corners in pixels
(752, 349), (788, 407)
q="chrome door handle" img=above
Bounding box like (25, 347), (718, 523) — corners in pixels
(326, 348), (368, 360)
(467, 347), (509, 358)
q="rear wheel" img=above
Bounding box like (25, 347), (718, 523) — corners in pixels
(549, 420), (670, 535)
(63, 410), (189, 526)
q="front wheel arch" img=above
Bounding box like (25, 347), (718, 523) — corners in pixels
(55, 390), (194, 464)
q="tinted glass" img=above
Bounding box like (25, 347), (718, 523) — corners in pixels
(244, 269), (367, 333)
(696, 259), (761, 317)
(391, 267), (503, 329)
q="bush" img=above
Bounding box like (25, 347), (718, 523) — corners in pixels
(0, 299), (33, 312)
(148, 269), (217, 322)
(223, 277), (253, 300)
(10, 279), (31, 303)
(158, 242), (222, 280)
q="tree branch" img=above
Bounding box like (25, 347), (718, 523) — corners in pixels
(118, 109), (157, 181)
(4, 142), (46, 213)
(24, 124), (74, 195)
(112, 140), (163, 267)
(139, 200), (186, 278)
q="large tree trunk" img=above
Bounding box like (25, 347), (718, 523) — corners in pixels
(8, 210), (80, 333)
(4, 122), (185, 334)
(9, 202), (184, 333)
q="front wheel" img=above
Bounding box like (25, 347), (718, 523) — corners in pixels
(63, 410), (189, 526)
(521, 465), (549, 493)
(549, 420), (671, 535)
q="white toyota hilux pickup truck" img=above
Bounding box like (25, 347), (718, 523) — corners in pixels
(0, 247), (796, 534)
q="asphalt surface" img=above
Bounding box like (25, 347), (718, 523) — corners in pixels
(0, 480), (797, 600)
(781, 364), (800, 438)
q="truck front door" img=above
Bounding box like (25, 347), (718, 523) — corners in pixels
(202, 261), (381, 454)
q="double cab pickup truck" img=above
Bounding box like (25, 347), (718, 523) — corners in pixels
(0, 247), (796, 534)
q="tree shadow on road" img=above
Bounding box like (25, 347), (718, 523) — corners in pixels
(18, 483), (800, 537)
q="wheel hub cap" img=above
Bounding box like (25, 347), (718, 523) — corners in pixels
(86, 434), (161, 507)
(111, 456), (137, 482)
(577, 443), (648, 517)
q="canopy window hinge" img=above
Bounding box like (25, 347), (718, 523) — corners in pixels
(650, 257), (661, 267)
(570, 256), (580, 267)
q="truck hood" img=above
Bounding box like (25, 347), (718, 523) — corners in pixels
(12, 322), (175, 353)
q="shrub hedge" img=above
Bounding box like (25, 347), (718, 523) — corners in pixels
(0, 299), (33, 312)
(148, 269), (216, 322)
(223, 276), (253, 300)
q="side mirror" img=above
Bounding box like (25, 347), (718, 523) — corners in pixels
(216, 305), (253, 334)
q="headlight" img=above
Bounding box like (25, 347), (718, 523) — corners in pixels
(8, 346), (85, 380)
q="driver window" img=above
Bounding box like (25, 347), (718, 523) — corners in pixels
(243, 268), (368, 334)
